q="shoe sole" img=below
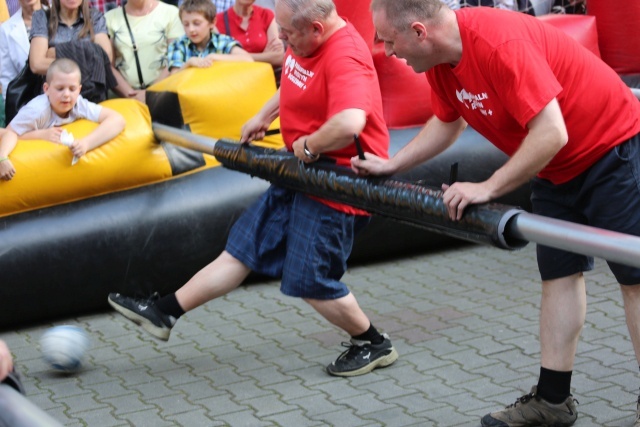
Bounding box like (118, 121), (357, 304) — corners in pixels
(327, 347), (399, 377)
(481, 417), (576, 427)
(108, 297), (171, 341)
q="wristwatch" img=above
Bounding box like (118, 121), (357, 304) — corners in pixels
(303, 139), (319, 161)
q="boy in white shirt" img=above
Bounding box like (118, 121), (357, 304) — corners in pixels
(0, 58), (125, 181)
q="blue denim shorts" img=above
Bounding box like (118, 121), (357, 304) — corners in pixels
(225, 186), (370, 299)
(532, 132), (640, 285)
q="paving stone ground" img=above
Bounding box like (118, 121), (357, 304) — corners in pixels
(2, 242), (638, 426)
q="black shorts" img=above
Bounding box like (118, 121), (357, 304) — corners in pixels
(532, 132), (640, 285)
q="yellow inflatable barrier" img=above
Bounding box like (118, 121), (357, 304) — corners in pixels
(0, 99), (171, 217)
(147, 61), (283, 168)
(0, 0), (9, 23)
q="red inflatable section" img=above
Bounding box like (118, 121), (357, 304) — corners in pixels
(333, 0), (375, 50)
(372, 43), (434, 129)
(588, 0), (640, 74)
(333, 0), (433, 128)
(537, 14), (600, 58)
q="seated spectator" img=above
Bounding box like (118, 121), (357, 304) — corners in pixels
(27, 0), (116, 104)
(0, 0), (45, 101)
(0, 58), (125, 181)
(215, 0), (283, 84)
(89, 0), (120, 13)
(106, 0), (183, 103)
(440, 0), (460, 9)
(461, 0), (534, 13)
(167, 0), (252, 75)
(213, 0), (233, 13)
(551, 0), (586, 14)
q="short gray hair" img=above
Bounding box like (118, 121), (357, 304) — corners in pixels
(278, 0), (336, 30)
(46, 58), (81, 83)
(370, 0), (444, 31)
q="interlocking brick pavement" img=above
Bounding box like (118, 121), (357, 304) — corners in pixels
(2, 242), (638, 426)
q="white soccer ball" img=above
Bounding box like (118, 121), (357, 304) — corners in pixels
(40, 325), (90, 373)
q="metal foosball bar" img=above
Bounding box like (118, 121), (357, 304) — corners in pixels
(153, 123), (640, 269)
(0, 383), (63, 427)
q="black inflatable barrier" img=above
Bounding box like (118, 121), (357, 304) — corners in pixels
(0, 167), (269, 329)
(0, 127), (531, 329)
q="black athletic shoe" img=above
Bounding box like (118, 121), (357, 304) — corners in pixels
(326, 333), (399, 377)
(108, 292), (176, 341)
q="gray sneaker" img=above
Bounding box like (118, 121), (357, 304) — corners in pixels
(326, 333), (398, 377)
(481, 386), (578, 427)
(108, 292), (176, 341)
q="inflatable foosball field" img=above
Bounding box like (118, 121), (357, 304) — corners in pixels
(2, 0), (639, 328)
(0, 59), (529, 329)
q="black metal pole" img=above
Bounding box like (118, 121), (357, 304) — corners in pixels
(153, 124), (640, 268)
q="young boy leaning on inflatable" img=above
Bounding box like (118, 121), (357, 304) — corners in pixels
(0, 58), (125, 181)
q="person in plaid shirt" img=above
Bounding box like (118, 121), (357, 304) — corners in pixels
(89, 0), (122, 13)
(167, 0), (251, 73)
(213, 0), (233, 12)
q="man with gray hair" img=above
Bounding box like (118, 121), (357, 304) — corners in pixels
(108, 0), (398, 378)
(353, 0), (640, 426)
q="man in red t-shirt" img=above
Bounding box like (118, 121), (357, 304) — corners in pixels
(355, 1), (640, 426)
(108, 0), (397, 378)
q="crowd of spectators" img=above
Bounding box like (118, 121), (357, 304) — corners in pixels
(0, 0), (287, 127)
(0, 0), (589, 127)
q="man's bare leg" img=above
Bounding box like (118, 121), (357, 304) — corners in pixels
(620, 284), (640, 365)
(540, 273), (586, 371)
(306, 293), (398, 377)
(176, 250), (252, 312)
(108, 250), (251, 340)
(305, 293), (371, 336)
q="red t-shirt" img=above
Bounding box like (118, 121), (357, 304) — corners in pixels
(427, 8), (640, 184)
(279, 22), (389, 215)
(215, 6), (273, 54)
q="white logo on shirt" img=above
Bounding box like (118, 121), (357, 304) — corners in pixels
(456, 88), (492, 116)
(284, 55), (314, 90)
